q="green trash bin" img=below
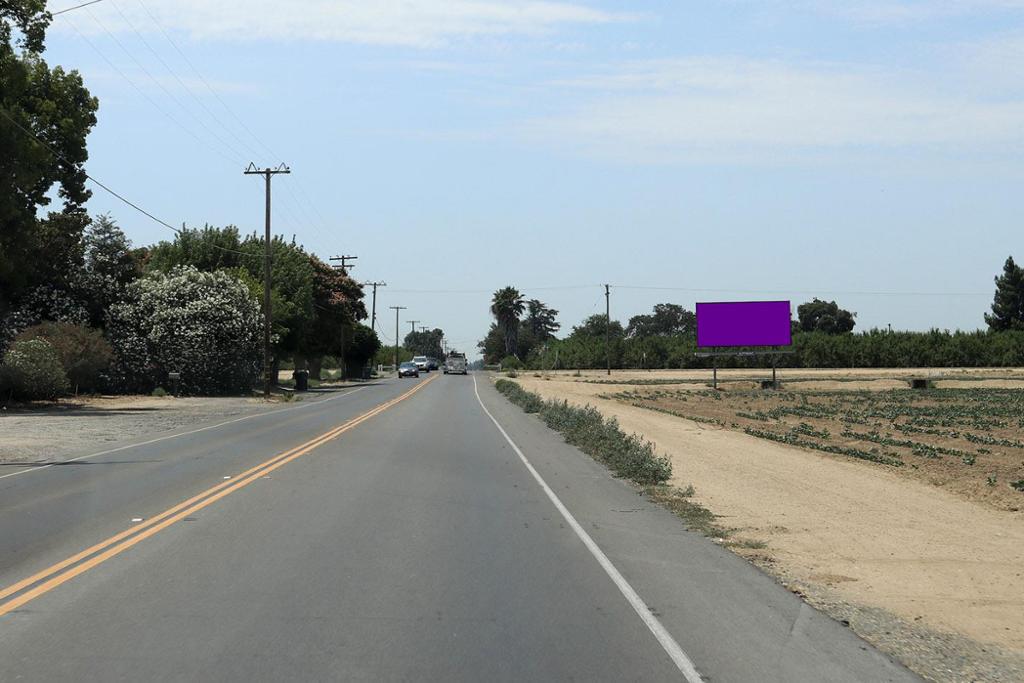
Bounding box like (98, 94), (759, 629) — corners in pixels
(292, 369), (309, 391)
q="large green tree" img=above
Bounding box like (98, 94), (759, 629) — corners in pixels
(404, 328), (444, 359)
(1, 1), (98, 315)
(626, 303), (696, 338)
(797, 299), (856, 334)
(985, 256), (1024, 331)
(490, 286), (525, 357)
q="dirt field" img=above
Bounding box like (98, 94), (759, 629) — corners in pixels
(506, 369), (1024, 681)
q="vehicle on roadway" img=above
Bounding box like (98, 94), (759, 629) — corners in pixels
(444, 353), (467, 375)
(412, 356), (429, 372)
(398, 361), (419, 378)
(427, 357), (440, 371)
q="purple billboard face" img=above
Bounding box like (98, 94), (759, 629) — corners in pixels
(696, 301), (792, 348)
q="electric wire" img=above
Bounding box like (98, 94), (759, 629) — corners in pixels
(52, 0), (106, 15)
(83, 6), (249, 166)
(0, 105), (256, 259)
(130, 0), (336, 243)
(611, 285), (990, 297)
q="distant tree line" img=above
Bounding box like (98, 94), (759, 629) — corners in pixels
(480, 257), (1024, 370)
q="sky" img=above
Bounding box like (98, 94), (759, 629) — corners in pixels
(39, 0), (1024, 358)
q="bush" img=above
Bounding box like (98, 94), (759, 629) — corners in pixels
(495, 379), (672, 484)
(151, 387), (167, 397)
(15, 322), (112, 393)
(500, 355), (523, 370)
(106, 266), (263, 395)
(0, 339), (70, 400)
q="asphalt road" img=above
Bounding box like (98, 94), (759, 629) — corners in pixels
(0, 373), (919, 681)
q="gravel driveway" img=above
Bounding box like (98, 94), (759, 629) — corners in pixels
(0, 395), (273, 465)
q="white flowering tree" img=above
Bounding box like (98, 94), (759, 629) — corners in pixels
(107, 266), (262, 394)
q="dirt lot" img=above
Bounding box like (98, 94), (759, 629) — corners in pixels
(507, 369), (1024, 682)
(0, 395), (270, 465)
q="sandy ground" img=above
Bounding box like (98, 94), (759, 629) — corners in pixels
(0, 395), (268, 465)
(508, 371), (1024, 674)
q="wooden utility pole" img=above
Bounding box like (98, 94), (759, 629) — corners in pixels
(362, 281), (386, 332)
(605, 284), (611, 376)
(330, 255), (358, 275)
(390, 306), (406, 369)
(409, 320), (419, 334)
(244, 162), (290, 398)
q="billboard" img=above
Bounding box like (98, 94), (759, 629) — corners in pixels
(696, 301), (792, 348)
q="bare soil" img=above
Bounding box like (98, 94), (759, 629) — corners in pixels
(0, 395), (267, 465)
(509, 370), (1024, 681)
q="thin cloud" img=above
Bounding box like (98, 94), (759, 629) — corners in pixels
(61, 0), (624, 47)
(783, 0), (1024, 23)
(524, 58), (1024, 163)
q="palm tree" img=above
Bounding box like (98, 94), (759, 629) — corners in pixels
(490, 286), (525, 357)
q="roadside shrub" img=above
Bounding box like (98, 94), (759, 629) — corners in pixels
(15, 322), (113, 393)
(151, 387), (167, 397)
(0, 339), (70, 400)
(500, 355), (523, 370)
(495, 379), (672, 484)
(106, 266), (263, 395)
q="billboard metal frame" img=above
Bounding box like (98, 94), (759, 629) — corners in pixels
(695, 301), (794, 389)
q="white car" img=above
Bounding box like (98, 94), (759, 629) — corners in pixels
(412, 356), (430, 371)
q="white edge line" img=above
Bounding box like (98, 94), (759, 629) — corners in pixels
(472, 374), (704, 683)
(0, 384), (375, 482)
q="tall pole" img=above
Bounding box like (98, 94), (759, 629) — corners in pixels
(605, 284), (611, 376)
(330, 255), (358, 275)
(244, 162), (290, 398)
(409, 320), (419, 334)
(390, 306), (406, 369)
(363, 281), (386, 332)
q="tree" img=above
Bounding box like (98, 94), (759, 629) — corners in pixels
(15, 321), (112, 393)
(626, 303), (696, 338)
(344, 324), (381, 372)
(107, 266), (262, 394)
(80, 214), (141, 326)
(985, 256), (1024, 331)
(1, 2), (98, 315)
(302, 256), (367, 378)
(147, 224), (244, 274)
(571, 314), (625, 340)
(490, 286), (525, 356)
(0, 338), (69, 401)
(404, 328), (444, 358)
(524, 299), (560, 340)
(477, 323), (505, 365)
(797, 299), (856, 334)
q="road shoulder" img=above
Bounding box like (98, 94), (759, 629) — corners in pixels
(473, 374), (918, 683)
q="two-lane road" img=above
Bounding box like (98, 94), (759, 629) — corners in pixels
(0, 374), (918, 681)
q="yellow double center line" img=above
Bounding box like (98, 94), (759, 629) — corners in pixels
(0, 375), (437, 618)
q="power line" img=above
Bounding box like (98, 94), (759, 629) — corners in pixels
(612, 285), (990, 297)
(52, 0), (106, 15)
(83, 6), (248, 165)
(107, 0), (251, 162)
(62, 15), (240, 168)
(129, 0), (336, 243)
(0, 105), (256, 259)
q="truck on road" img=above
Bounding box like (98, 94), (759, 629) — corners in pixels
(444, 353), (468, 375)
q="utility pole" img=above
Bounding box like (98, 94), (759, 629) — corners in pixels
(362, 281), (386, 332)
(390, 306), (406, 369)
(330, 255), (358, 275)
(409, 320), (420, 334)
(244, 162), (290, 398)
(605, 284), (611, 376)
